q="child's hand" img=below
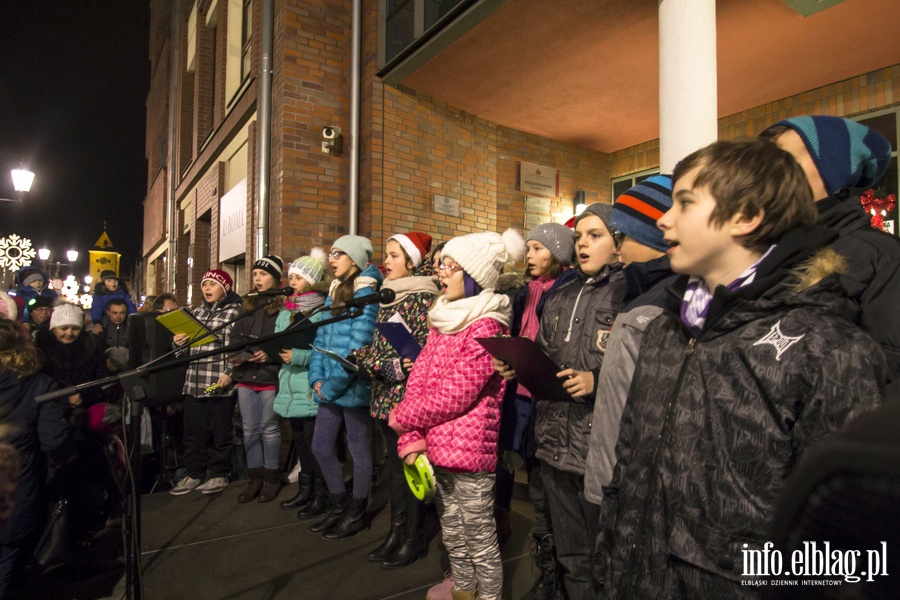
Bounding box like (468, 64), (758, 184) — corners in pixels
(493, 357), (517, 380)
(404, 452), (420, 466)
(92, 323), (103, 335)
(557, 368), (594, 398)
(173, 333), (189, 347)
(67, 393), (83, 407)
(313, 381), (325, 400)
(248, 349), (268, 363)
(279, 349), (292, 363)
(401, 358), (415, 374)
(216, 374), (233, 389)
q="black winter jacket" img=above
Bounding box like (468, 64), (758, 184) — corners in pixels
(534, 264), (626, 475)
(230, 297), (282, 386)
(597, 229), (886, 599)
(817, 194), (900, 385)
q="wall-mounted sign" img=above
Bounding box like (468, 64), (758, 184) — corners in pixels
(433, 194), (460, 217)
(517, 162), (559, 197)
(219, 178), (247, 261)
(524, 196), (552, 231)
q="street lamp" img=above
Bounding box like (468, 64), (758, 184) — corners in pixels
(1, 167), (35, 202)
(38, 248), (50, 261)
(67, 250), (79, 262)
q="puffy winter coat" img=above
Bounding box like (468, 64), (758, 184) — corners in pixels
(533, 264), (625, 475)
(597, 233), (886, 599)
(90, 283), (137, 324)
(308, 263), (383, 408)
(35, 329), (110, 407)
(392, 317), (509, 473)
(816, 194), (900, 385)
(584, 255), (674, 505)
(14, 267), (57, 320)
(273, 308), (322, 419)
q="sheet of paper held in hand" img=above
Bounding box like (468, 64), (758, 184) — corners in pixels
(156, 308), (218, 347)
(375, 312), (422, 360)
(311, 345), (359, 374)
(476, 336), (571, 402)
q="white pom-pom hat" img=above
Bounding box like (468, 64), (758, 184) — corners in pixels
(289, 247), (328, 285)
(441, 228), (525, 290)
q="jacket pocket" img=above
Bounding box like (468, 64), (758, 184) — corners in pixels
(668, 514), (764, 583)
(592, 310), (615, 354)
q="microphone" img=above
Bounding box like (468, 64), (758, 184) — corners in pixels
(245, 286), (294, 297)
(329, 288), (396, 311)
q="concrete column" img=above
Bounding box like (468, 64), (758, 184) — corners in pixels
(658, 0), (718, 173)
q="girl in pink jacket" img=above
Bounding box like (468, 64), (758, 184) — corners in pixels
(389, 229), (525, 600)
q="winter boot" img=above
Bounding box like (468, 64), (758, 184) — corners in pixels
(382, 496), (426, 569)
(367, 463), (408, 561)
(495, 506), (512, 547)
(296, 478), (328, 520)
(237, 468), (264, 503)
(280, 472), (313, 509)
(322, 496), (369, 540)
(258, 468), (284, 503)
(308, 492), (348, 533)
(521, 532), (559, 600)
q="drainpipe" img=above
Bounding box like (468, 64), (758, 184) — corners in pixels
(256, 0), (274, 259)
(348, 0), (361, 234)
(166, 0), (181, 291)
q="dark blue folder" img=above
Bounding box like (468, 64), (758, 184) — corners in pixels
(375, 322), (423, 360)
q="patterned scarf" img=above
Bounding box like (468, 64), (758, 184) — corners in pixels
(285, 291), (325, 315)
(680, 245), (775, 337)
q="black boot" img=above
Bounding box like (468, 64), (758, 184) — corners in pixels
(308, 492), (348, 533)
(382, 496), (426, 569)
(237, 468), (264, 504)
(367, 463), (409, 561)
(521, 532), (559, 600)
(258, 468), (284, 503)
(296, 478), (328, 520)
(367, 522), (404, 562)
(322, 496), (369, 540)
(281, 473), (313, 509)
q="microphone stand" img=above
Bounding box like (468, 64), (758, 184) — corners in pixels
(35, 303), (365, 600)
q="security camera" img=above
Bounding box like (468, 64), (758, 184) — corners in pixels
(321, 126), (343, 155)
(322, 126), (341, 140)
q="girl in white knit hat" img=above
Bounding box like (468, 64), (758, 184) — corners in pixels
(389, 228), (525, 600)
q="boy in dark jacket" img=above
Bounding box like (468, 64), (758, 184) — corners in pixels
(596, 140), (885, 599)
(760, 116), (899, 387)
(90, 270), (137, 333)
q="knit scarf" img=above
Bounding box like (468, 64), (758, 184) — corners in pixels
(380, 275), (438, 308)
(428, 290), (511, 334)
(680, 245), (775, 337)
(285, 291), (325, 315)
(520, 275), (557, 341)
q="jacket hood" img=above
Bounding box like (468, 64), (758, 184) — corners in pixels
(623, 255), (673, 303)
(15, 266), (50, 287)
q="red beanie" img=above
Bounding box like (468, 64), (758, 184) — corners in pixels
(202, 269), (233, 295)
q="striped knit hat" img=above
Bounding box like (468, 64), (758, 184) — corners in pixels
(611, 175), (674, 252)
(252, 255), (284, 281)
(766, 116), (891, 196)
(289, 248), (327, 285)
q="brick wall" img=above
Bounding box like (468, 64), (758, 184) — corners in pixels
(612, 64), (900, 178)
(143, 171), (166, 256)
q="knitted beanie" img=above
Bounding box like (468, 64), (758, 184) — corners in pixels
(767, 116), (892, 196)
(23, 272), (44, 288)
(388, 232), (433, 268)
(574, 202), (615, 233)
(50, 303), (84, 330)
(525, 223), (575, 266)
(441, 228), (526, 290)
(0, 292), (16, 321)
(252, 255), (284, 281)
(332, 235), (374, 270)
(28, 296), (54, 310)
(100, 270), (118, 282)
(289, 248), (328, 285)
(610, 175), (674, 252)
(202, 269), (234, 295)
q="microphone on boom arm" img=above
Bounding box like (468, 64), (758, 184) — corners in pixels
(328, 288), (396, 312)
(245, 286), (294, 297)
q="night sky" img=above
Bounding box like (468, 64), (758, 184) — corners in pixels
(0, 2), (150, 283)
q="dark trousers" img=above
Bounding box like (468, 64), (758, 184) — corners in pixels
(183, 394), (236, 480)
(541, 462), (600, 600)
(380, 420), (424, 532)
(288, 416), (322, 480)
(495, 455), (550, 534)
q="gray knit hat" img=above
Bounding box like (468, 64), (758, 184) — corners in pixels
(332, 235), (374, 270)
(574, 202), (614, 233)
(525, 223), (575, 266)
(23, 272), (44, 288)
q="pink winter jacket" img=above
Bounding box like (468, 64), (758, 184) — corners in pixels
(389, 317), (508, 473)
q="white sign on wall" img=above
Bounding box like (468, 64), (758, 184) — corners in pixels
(219, 178), (247, 261)
(517, 161), (560, 197)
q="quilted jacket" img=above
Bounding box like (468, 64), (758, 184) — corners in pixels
(391, 317), (509, 473)
(596, 230), (886, 599)
(273, 308), (322, 419)
(308, 263), (382, 408)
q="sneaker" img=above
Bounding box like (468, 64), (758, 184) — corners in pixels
(425, 570), (454, 600)
(198, 476), (229, 495)
(170, 476), (202, 496)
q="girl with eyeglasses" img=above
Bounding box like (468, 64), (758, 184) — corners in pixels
(306, 235), (383, 539)
(350, 232), (437, 569)
(389, 229), (525, 600)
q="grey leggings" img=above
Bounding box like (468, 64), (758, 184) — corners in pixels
(312, 403), (372, 499)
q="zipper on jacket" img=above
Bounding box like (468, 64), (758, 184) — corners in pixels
(563, 278), (593, 343)
(551, 314), (560, 339)
(684, 338), (696, 355)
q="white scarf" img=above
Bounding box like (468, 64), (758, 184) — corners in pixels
(381, 275), (438, 308)
(428, 290), (511, 334)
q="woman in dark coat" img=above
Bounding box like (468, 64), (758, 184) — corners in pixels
(0, 318), (71, 599)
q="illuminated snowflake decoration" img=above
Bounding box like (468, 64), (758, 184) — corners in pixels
(61, 275), (80, 299)
(0, 234), (37, 272)
(79, 294), (93, 310)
